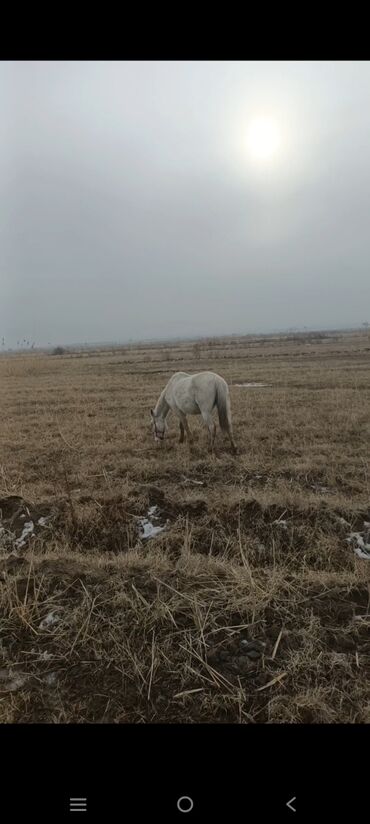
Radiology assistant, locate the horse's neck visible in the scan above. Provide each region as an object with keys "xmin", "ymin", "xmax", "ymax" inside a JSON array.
[{"xmin": 154, "ymin": 389, "xmax": 170, "ymax": 418}]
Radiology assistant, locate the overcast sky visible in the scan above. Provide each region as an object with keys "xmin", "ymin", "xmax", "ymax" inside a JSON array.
[{"xmin": 1, "ymin": 61, "xmax": 370, "ymax": 347}]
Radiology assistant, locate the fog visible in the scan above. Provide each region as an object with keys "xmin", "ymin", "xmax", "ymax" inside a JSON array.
[{"xmin": 1, "ymin": 61, "xmax": 370, "ymax": 347}]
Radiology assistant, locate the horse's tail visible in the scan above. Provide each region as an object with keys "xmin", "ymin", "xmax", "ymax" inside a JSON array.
[{"xmin": 216, "ymin": 377, "xmax": 232, "ymax": 433}]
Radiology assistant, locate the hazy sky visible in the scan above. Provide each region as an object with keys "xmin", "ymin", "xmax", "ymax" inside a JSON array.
[{"xmin": 1, "ymin": 61, "xmax": 370, "ymax": 347}]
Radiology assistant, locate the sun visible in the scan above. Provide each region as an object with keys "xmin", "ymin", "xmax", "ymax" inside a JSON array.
[{"xmin": 246, "ymin": 115, "xmax": 281, "ymax": 162}]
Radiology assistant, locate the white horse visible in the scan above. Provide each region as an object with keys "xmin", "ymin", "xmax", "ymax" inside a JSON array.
[{"xmin": 150, "ymin": 371, "xmax": 237, "ymax": 454}]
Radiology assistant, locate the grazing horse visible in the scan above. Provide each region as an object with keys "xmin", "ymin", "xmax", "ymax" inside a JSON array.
[{"xmin": 150, "ymin": 371, "xmax": 237, "ymax": 454}]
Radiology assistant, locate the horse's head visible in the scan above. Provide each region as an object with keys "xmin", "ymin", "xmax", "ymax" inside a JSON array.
[{"xmin": 150, "ymin": 409, "xmax": 166, "ymax": 444}]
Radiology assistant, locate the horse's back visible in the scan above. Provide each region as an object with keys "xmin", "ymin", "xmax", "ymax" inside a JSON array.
[
  {"xmin": 190, "ymin": 371, "xmax": 228, "ymax": 394},
  {"xmin": 164, "ymin": 372, "xmax": 191, "ymax": 401},
  {"xmin": 169, "ymin": 371, "xmax": 191, "ymax": 381},
  {"xmin": 166, "ymin": 371, "xmax": 191, "ymax": 390},
  {"xmin": 169, "ymin": 370, "xmax": 225, "ymax": 387},
  {"xmin": 165, "ymin": 370, "xmax": 228, "ymax": 412},
  {"xmin": 173, "ymin": 371, "xmax": 225, "ymax": 415},
  {"xmin": 175, "ymin": 371, "xmax": 227, "ymax": 398},
  {"xmin": 191, "ymin": 370, "xmax": 225, "ymax": 384}
]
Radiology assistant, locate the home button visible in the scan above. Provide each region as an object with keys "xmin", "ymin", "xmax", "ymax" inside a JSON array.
[{"xmin": 177, "ymin": 796, "xmax": 194, "ymax": 813}]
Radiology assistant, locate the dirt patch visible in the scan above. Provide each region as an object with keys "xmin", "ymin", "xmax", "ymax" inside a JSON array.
[
  {"xmin": 0, "ymin": 496, "xmax": 55, "ymax": 553},
  {"xmin": 1, "ymin": 549, "xmax": 370, "ymax": 723},
  {"xmin": 203, "ymin": 498, "xmax": 370, "ymax": 569},
  {"xmin": 226, "ymin": 498, "xmax": 367, "ymax": 531},
  {"xmin": 306, "ymin": 583, "xmax": 370, "ymax": 624}
]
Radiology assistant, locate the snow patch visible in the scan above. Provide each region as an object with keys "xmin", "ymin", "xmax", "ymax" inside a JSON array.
[
  {"xmin": 38, "ymin": 516, "xmax": 51, "ymax": 527},
  {"xmin": 39, "ymin": 611, "xmax": 61, "ymax": 630},
  {"xmin": 15, "ymin": 521, "xmax": 34, "ymax": 548},
  {"xmin": 138, "ymin": 506, "xmax": 167, "ymax": 540},
  {"xmin": 234, "ymin": 382, "xmax": 271, "ymax": 388},
  {"xmin": 347, "ymin": 530, "xmax": 370, "ymax": 560}
]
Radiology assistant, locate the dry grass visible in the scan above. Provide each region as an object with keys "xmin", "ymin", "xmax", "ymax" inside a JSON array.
[{"xmin": 1, "ymin": 330, "xmax": 370, "ymax": 723}]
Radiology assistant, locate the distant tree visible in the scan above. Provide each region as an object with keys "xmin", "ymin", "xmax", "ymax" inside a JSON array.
[
  {"xmin": 193, "ymin": 342, "xmax": 201, "ymax": 359},
  {"xmin": 52, "ymin": 346, "xmax": 66, "ymax": 356}
]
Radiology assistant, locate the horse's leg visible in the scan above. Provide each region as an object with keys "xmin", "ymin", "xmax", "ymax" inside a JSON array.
[
  {"xmin": 210, "ymin": 423, "xmax": 216, "ymax": 453},
  {"xmin": 201, "ymin": 411, "xmax": 216, "ymax": 453},
  {"xmin": 223, "ymin": 408, "xmax": 237, "ymax": 455},
  {"xmin": 230, "ymin": 435, "xmax": 237, "ymax": 455},
  {"xmin": 177, "ymin": 412, "xmax": 192, "ymax": 445},
  {"xmin": 227, "ymin": 427, "xmax": 237, "ymax": 455},
  {"xmin": 183, "ymin": 417, "xmax": 193, "ymax": 445},
  {"xmin": 179, "ymin": 421, "xmax": 185, "ymax": 443}
]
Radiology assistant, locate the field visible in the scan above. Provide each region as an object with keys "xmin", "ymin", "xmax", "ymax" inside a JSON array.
[{"xmin": 1, "ymin": 331, "xmax": 370, "ymax": 723}]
